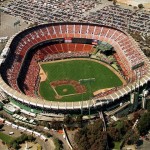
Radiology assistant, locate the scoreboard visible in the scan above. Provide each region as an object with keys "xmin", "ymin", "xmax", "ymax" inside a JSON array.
[
  {"xmin": 48, "ymin": 38, "xmax": 64, "ymax": 44},
  {"xmin": 35, "ymin": 38, "xmax": 98, "ymax": 48},
  {"xmin": 72, "ymin": 38, "xmax": 97, "ymax": 45}
]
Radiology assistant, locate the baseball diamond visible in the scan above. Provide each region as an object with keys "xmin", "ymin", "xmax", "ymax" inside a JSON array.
[{"xmin": 39, "ymin": 59, "xmax": 123, "ymax": 102}]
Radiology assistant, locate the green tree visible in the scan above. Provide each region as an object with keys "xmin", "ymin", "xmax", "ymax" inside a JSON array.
[
  {"xmin": 146, "ymin": 100, "xmax": 150, "ymax": 112},
  {"xmin": 20, "ymin": 134, "xmax": 28, "ymax": 142},
  {"xmin": 12, "ymin": 142, "xmax": 20, "ymax": 149},
  {"xmin": 107, "ymin": 127, "xmax": 121, "ymax": 141},
  {"xmin": 133, "ymin": 112, "xmax": 140, "ymax": 122},
  {"xmin": 51, "ymin": 120, "xmax": 62, "ymax": 130},
  {"xmin": 64, "ymin": 115, "xmax": 74, "ymax": 125},
  {"xmin": 107, "ymin": 120, "xmax": 132, "ymax": 142},
  {"xmin": 137, "ymin": 112, "xmax": 150, "ymax": 135},
  {"xmin": 124, "ymin": 130, "xmax": 139, "ymax": 145},
  {"xmin": 75, "ymin": 114, "xmax": 83, "ymax": 127},
  {"xmin": 54, "ymin": 138, "xmax": 63, "ymax": 150},
  {"xmin": 115, "ymin": 120, "xmax": 126, "ymax": 135},
  {"xmin": 138, "ymin": 4, "xmax": 144, "ymax": 9},
  {"xmin": 74, "ymin": 119, "xmax": 107, "ymax": 150},
  {"xmin": 27, "ymin": 135, "xmax": 35, "ymax": 141},
  {"xmin": 113, "ymin": 0, "xmax": 117, "ymax": 5}
]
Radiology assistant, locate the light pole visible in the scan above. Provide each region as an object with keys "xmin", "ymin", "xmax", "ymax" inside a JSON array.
[
  {"xmin": 79, "ymin": 78, "xmax": 95, "ymax": 116},
  {"xmin": 0, "ymin": 9, "xmax": 1, "ymax": 26}
]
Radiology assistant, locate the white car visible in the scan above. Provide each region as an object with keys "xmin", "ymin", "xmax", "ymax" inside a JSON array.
[{"xmin": 9, "ymin": 132, "xmax": 14, "ymax": 135}]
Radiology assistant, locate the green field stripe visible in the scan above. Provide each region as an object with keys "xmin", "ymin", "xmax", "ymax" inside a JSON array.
[{"xmin": 0, "ymin": 132, "xmax": 15, "ymax": 144}]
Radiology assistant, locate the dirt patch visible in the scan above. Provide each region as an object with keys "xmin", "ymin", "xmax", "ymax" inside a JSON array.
[
  {"xmin": 50, "ymin": 80, "xmax": 86, "ymax": 94},
  {"xmin": 19, "ymin": 141, "xmax": 44, "ymax": 150},
  {"xmin": 55, "ymin": 95, "xmax": 63, "ymax": 99},
  {"xmin": 39, "ymin": 64, "xmax": 47, "ymax": 82},
  {"xmin": 93, "ymin": 87, "xmax": 114, "ymax": 96}
]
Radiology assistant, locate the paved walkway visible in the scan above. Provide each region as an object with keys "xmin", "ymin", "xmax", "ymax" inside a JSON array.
[
  {"xmin": 137, "ymin": 133, "xmax": 150, "ymax": 150},
  {"xmin": 0, "ymin": 140, "xmax": 8, "ymax": 150},
  {"xmin": 37, "ymin": 125, "xmax": 70, "ymax": 150},
  {"xmin": 0, "ymin": 12, "xmax": 29, "ymax": 51},
  {"xmin": 0, "ymin": 12, "xmax": 28, "ymax": 37}
]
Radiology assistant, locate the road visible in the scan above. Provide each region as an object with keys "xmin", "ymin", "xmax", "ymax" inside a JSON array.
[
  {"xmin": 137, "ymin": 133, "xmax": 150, "ymax": 150},
  {"xmin": 0, "ymin": 140, "xmax": 8, "ymax": 150},
  {"xmin": 0, "ymin": 122, "xmax": 69, "ymax": 150},
  {"xmin": 38, "ymin": 126, "xmax": 70, "ymax": 150}
]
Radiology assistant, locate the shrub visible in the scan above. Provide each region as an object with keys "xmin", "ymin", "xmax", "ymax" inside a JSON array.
[{"xmin": 138, "ymin": 4, "xmax": 144, "ymax": 9}]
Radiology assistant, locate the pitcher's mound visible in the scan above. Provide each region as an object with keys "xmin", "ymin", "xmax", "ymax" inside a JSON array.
[{"xmin": 63, "ymin": 89, "xmax": 67, "ymax": 92}]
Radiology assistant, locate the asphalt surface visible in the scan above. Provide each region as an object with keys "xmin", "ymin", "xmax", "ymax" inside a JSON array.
[{"xmin": 137, "ymin": 134, "xmax": 150, "ymax": 150}]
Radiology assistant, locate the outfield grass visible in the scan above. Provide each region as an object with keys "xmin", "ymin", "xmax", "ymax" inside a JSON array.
[
  {"xmin": 113, "ymin": 141, "xmax": 121, "ymax": 150},
  {"xmin": 39, "ymin": 59, "xmax": 122, "ymax": 102},
  {"xmin": 0, "ymin": 132, "xmax": 14, "ymax": 144}
]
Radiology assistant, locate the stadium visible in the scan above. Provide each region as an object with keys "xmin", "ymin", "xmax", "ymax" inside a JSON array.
[{"xmin": 0, "ymin": 22, "xmax": 150, "ymax": 115}]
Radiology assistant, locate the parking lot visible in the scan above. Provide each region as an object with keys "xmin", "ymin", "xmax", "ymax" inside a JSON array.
[
  {"xmin": 137, "ymin": 133, "xmax": 150, "ymax": 150},
  {"xmin": 1, "ymin": 124, "xmax": 22, "ymax": 138}
]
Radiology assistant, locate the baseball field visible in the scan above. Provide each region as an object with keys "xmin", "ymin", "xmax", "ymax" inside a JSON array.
[{"xmin": 39, "ymin": 59, "xmax": 123, "ymax": 102}]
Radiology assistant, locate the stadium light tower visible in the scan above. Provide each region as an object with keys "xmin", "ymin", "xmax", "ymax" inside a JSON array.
[
  {"xmin": 0, "ymin": 9, "xmax": 1, "ymax": 26},
  {"xmin": 79, "ymin": 78, "xmax": 95, "ymax": 116}
]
